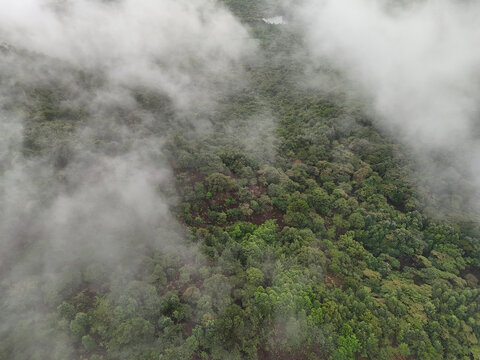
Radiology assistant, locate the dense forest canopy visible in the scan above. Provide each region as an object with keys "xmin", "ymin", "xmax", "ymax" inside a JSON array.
[{"xmin": 0, "ymin": 1, "xmax": 479, "ymax": 360}]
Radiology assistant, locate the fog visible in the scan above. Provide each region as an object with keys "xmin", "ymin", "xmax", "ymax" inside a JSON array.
[
  {"xmin": 2, "ymin": 0, "xmax": 480, "ymax": 358},
  {"xmin": 0, "ymin": 0, "xmax": 255, "ymax": 109},
  {"xmin": 0, "ymin": 0, "xmax": 254, "ymax": 358},
  {"xmin": 293, "ymin": 0, "xmax": 480, "ymax": 214}
]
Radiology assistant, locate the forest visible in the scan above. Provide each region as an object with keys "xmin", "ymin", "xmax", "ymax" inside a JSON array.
[{"xmin": 0, "ymin": 1, "xmax": 479, "ymax": 360}]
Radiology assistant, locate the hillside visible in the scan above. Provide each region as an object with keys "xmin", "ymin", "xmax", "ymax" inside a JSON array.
[{"xmin": 0, "ymin": 1, "xmax": 479, "ymax": 360}]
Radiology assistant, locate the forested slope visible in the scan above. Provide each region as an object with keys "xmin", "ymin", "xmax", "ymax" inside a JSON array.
[{"xmin": 0, "ymin": 1, "xmax": 479, "ymax": 360}]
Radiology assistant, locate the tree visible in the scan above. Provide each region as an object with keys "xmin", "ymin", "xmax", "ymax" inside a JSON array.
[
  {"xmin": 205, "ymin": 173, "xmax": 234, "ymax": 194},
  {"xmin": 333, "ymin": 324, "xmax": 359, "ymax": 360},
  {"xmin": 70, "ymin": 312, "xmax": 89, "ymax": 338},
  {"xmin": 82, "ymin": 335, "xmax": 96, "ymax": 352}
]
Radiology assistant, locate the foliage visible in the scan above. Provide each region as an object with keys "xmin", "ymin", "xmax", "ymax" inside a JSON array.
[{"xmin": 1, "ymin": 1, "xmax": 479, "ymax": 360}]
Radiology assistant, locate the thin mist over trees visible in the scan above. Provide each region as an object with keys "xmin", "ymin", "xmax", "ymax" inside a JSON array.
[{"xmin": 0, "ymin": 1, "xmax": 479, "ymax": 360}]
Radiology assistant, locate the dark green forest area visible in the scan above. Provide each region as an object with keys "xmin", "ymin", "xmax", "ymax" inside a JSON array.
[{"xmin": 1, "ymin": 2, "xmax": 479, "ymax": 360}]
